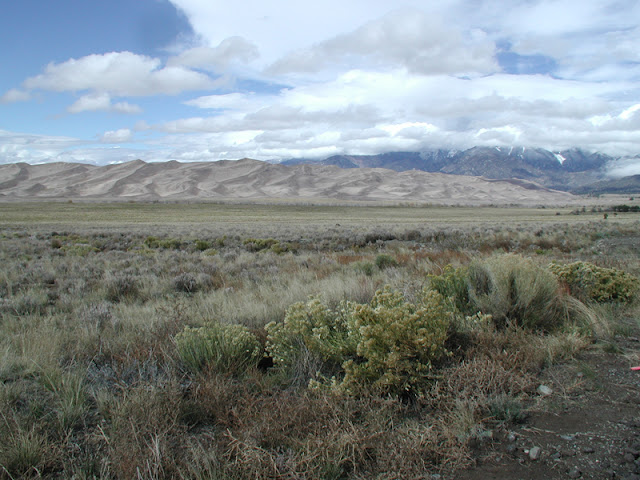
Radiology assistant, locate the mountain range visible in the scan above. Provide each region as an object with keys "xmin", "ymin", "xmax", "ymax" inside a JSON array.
[
  {"xmin": 282, "ymin": 146, "xmax": 615, "ymax": 192},
  {"xmin": 0, "ymin": 158, "xmax": 577, "ymax": 205}
]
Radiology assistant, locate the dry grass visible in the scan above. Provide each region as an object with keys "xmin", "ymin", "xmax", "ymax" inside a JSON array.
[{"xmin": 0, "ymin": 207, "xmax": 638, "ymax": 478}]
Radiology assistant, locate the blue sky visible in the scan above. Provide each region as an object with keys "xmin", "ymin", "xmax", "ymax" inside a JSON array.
[{"xmin": 1, "ymin": 0, "xmax": 639, "ymax": 173}]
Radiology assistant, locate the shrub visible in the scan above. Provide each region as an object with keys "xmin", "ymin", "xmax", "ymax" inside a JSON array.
[
  {"xmin": 104, "ymin": 275, "xmax": 139, "ymax": 302},
  {"xmin": 143, "ymin": 236, "xmax": 160, "ymax": 249},
  {"xmin": 429, "ymin": 265, "xmax": 472, "ymax": 315},
  {"xmin": 0, "ymin": 427, "xmax": 52, "ymax": 478},
  {"xmin": 144, "ymin": 236, "xmax": 182, "ymax": 250},
  {"xmin": 467, "ymin": 254, "xmax": 564, "ymax": 332},
  {"xmin": 341, "ymin": 286, "xmax": 451, "ymax": 395},
  {"xmin": 172, "ymin": 272, "xmax": 198, "ymax": 294},
  {"xmin": 270, "ymin": 242, "xmax": 290, "ymax": 254},
  {"xmin": 194, "ymin": 239, "xmax": 212, "ymax": 251},
  {"xmin": 375, "ymin": 254, "xmax": 398, "ymax": 270},
  {"xmin": 549, "ymin": 261, "xmax": 639, "ymax": 303},
  {"xmin": 79, "ymin": 302, "xmax": 112, "ymax": 331},
  {"xmin": 265, "ymin": 299, "xmax": 357, "ymax": 385},
  {"xmin": 243, "ymin": 238, "xmax": 278, "ymax": 252},
  {"xmin": 175, "ymin": 322, "xmax": 262, "ymax": 374},
  {"xmin": 354, "ymin": 261, "xmax": 375, "ymax": 277}
]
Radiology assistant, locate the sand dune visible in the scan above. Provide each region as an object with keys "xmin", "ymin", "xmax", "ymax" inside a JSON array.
[{"xmin": 0, "ymin": 159, "xmax": 577, "ymax": 205}]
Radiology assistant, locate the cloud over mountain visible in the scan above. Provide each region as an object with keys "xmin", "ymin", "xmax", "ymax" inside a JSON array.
[{"xmin": 0, "ymin": 1, "xmax": 639, "ymax": 168}]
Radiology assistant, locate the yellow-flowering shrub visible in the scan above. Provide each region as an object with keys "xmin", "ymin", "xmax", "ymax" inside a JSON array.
[
  {"xmin": 266, "ymin": 288, "xmax": 452, "ymax": 395},
  {"xmin": 341, "ymin": 287, "xmax": 451, "ymax": 395},
  {"xmin": 265, "ymin": 298, "xmax": 358, "ymax": 384},
  {"xmin": 549, "ymin": 261, "xmax": 639, "ymax": 303},
  {"xmin": 175, "ymin": 322, "xmax": 262, "ymax": 374}
]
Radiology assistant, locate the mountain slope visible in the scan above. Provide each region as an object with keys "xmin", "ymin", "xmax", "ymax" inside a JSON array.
[
  {"xmin": 283, "ymin": 146, "xmax": 611, "ymax": 190},
  {"xmin": 0, "ymin": 159, "xmax": 576, "ymax": 205},
  {"xmin": 571, "ymin": 175, "xmax": 640, "ymax": 195}
]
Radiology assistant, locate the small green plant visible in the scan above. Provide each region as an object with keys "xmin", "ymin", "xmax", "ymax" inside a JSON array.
[
  {"xmin": 487, "ymin": 394, "xmax": 526, "ymax": 424},
  {"xmin": 374, "ymin": 254, "xmax": 398, "ymax": 270},
  {"xmin": 175, "ymin": 322, "xmax": 262, "ymax": 374},
  {"xmin": 144, "ymin": 236, "xmax": 182, "ymax": 249},
  {"xmin": 39, "ymin": 368, "xmax": 89, "ymax": 432},
  {"xmin": 428, "ymin": 265, "xmax": 472, "ymax": 315},
  {"xmin": 270, "ymin": 241, "xmax": 291, "ymax": 254},
  {"xmin": 0, "ymin": 426, "xmax": 50, "ymax": 478},
  {"xmin": 144, "ymin": 236, "xmax": 160, "ymax": 249},
  {"xmin": 354, "ymin": 261, "xmax": 375, "ymax": 277},
  {"xmin": 549, "ymin": 261, "xmax": 639, "ymax": 303},
  {"xmin": 194, "ymin": 239, "xmax": 212, "ymax": 251}
]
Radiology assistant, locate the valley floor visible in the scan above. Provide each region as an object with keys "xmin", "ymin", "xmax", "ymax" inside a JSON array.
[{"xmin": 0, "ymin": 202, "xmax": 639, "ymax": 479}]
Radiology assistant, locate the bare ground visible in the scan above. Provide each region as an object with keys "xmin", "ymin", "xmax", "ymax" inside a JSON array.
[{"xmin": 457, "ymin": 321, "xmax": 640, "ymax": 480}]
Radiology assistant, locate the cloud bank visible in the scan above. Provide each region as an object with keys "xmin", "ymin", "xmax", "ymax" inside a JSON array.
[{"xmin": 1, "ymin": 0, "xmax": 639, "ymax": 168}]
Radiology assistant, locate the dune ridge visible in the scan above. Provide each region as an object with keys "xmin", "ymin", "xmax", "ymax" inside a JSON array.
[{"xmin": 0, "ymin": 159, "xmax": 576, "ymax": 205}]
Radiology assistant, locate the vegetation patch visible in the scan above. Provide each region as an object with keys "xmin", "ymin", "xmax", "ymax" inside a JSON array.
[
  {"xmin": 175, "ymin": 322, "xmax": 262, "ymax": 374},
  {"xmin": 549, "ymin": 260, "xmax": 639, "ymax": 303},
  {"xmin": 0, "ymin": 208, "xmax": 638, "ymax": 479}
]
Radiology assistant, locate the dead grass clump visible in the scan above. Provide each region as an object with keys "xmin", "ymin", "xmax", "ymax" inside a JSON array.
[
  {"xmin": 102, "ymin": 384, "xmax": 186, "ymax": 479},
  {"xmin": 468, "ymin": 254, "xmax": 566, "ymax": 332},
  {"xmin": 103, "ymin": 274, "xmax": 140, "ymax": 303}
]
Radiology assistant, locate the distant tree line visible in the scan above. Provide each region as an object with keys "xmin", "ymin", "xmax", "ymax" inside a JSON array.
[{"xmin": 610, "ymin": 205, "xmax": 640, "ymax": 213}]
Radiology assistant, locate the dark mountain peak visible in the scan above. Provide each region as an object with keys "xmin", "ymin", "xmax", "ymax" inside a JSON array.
[
  {"xmin": 278, "ymin": 146, "xmax": 625, "ymax": 191},
  {"xmin": 559, "ymin": 149, "xmax": 608, "ymax": 173},
  {"xmin": 571, "ymin": 174, "xmax": 640, "ymax": 195}
]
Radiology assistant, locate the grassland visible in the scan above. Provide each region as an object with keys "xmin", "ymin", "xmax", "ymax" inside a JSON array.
[
  {"xmin": 0, "ymin": 200, "xmax": 633, "ymax": 229},
  {"xmin": 0, "ymin": 202, "xmax": 638, "ymax": 479}
]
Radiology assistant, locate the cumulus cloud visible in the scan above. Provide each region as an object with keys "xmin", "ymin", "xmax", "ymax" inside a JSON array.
[
  {"xmin": 0, "ymin": 130, "xmax": 83, "ymax": 164},
  {"xmin": 101, "ymin": 129, "xmax": 133, "ymax": 143},
  {"xmin": 154, "ymin": 63, "xmax": 640, "ymax": 159},
  {"xmin": 1, "ymin": 88, "xmax": 31, "ymax": 103},
  {"xmin": 67, "ymin": 93, "xmax": 142, "ymax": 114},
  {"xmin": 184, "ymin": 92, "xmax": 256, "ymax": 110},
  {"xmin": 23, "ymin": 51, "xmax": 213, "ymax": 96},
  {"xmin": 269, "ymin": 9, "xmax": 498, "ymax": 76},
  {"xmin": 167, "ymin": 36, "xmax": 259, "ymax": 70},
  {"xmin": 0, "ymin": 129, "xmax": 158, "ymax": 165},
  {"xmin": 4, "ymin": 0, "xmax": 640, "ymax": 165}
]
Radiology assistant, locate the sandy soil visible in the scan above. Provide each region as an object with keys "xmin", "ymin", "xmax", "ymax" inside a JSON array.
[
  {"xmin": 0, "ymin": 159, "xmax": 578, "ymax": 205},
  {"xmin": 457, "ymin": 326, "xmax": 640, "ymax": 480}
]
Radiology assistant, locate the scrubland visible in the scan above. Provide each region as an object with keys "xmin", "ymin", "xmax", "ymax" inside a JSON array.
[{"xmin": 0, "ymin": 202, "xmax": 638, "ymax": 479}]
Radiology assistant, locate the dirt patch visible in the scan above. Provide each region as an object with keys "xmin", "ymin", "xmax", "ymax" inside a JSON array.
[{"xmin": 457, "ymin": 333, "xmax": 640, "ymax": 480}]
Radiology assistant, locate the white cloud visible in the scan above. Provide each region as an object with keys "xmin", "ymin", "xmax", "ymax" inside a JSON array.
[
  {"xmin": 23, "ymin": 51, "xmax": 214, "ymax": 96},
  {"xmin": 4, "ymin": 0, "xmax": 640, "ymax": 165},
  {"xmin": 0, "ymin": 129, "xmax": 158, "ymax": 165},
  {"xmin": 101, "ymin": 129, "xmax": 133, "ymax": 143},
  {"xmin": 269, "ymin": 9, "xmax": 498, "ymax": 76},
  {"xmin": 167, "ymin": 36, "xmax": 259, "ymax": 70},
  {"xmin": 1, "ymin": 88, "xmax": 31, "ymax": 103},
  {"xmin": 184, "ymin": 92, "xmax": 255, "ymax": 110},
  {"xmin": 67, "ymin": 93, "xmax": 142, "ymax": 114},
  {"xmin": 0, "ymin": 130, "xmax": 83, "ymax": 164},
  {"xmin": 620, "ymin": 104, "xmax": 640, "ymax": 121},
  {"xmin": 607, "ymin": 157, "xmax": 640, "ymax": 178},
  {"xmin": 156, "ymin": 64, "xmax": 640, "ymax": 158},
  {"xmin": 168, "ymin": 0, "xmax": 403, "ymax": 67}
]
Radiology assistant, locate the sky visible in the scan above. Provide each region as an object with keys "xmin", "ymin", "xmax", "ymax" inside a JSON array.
[{"xmin": 1, "ymin": 0, "xmax": 640, "ymax": 172}]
